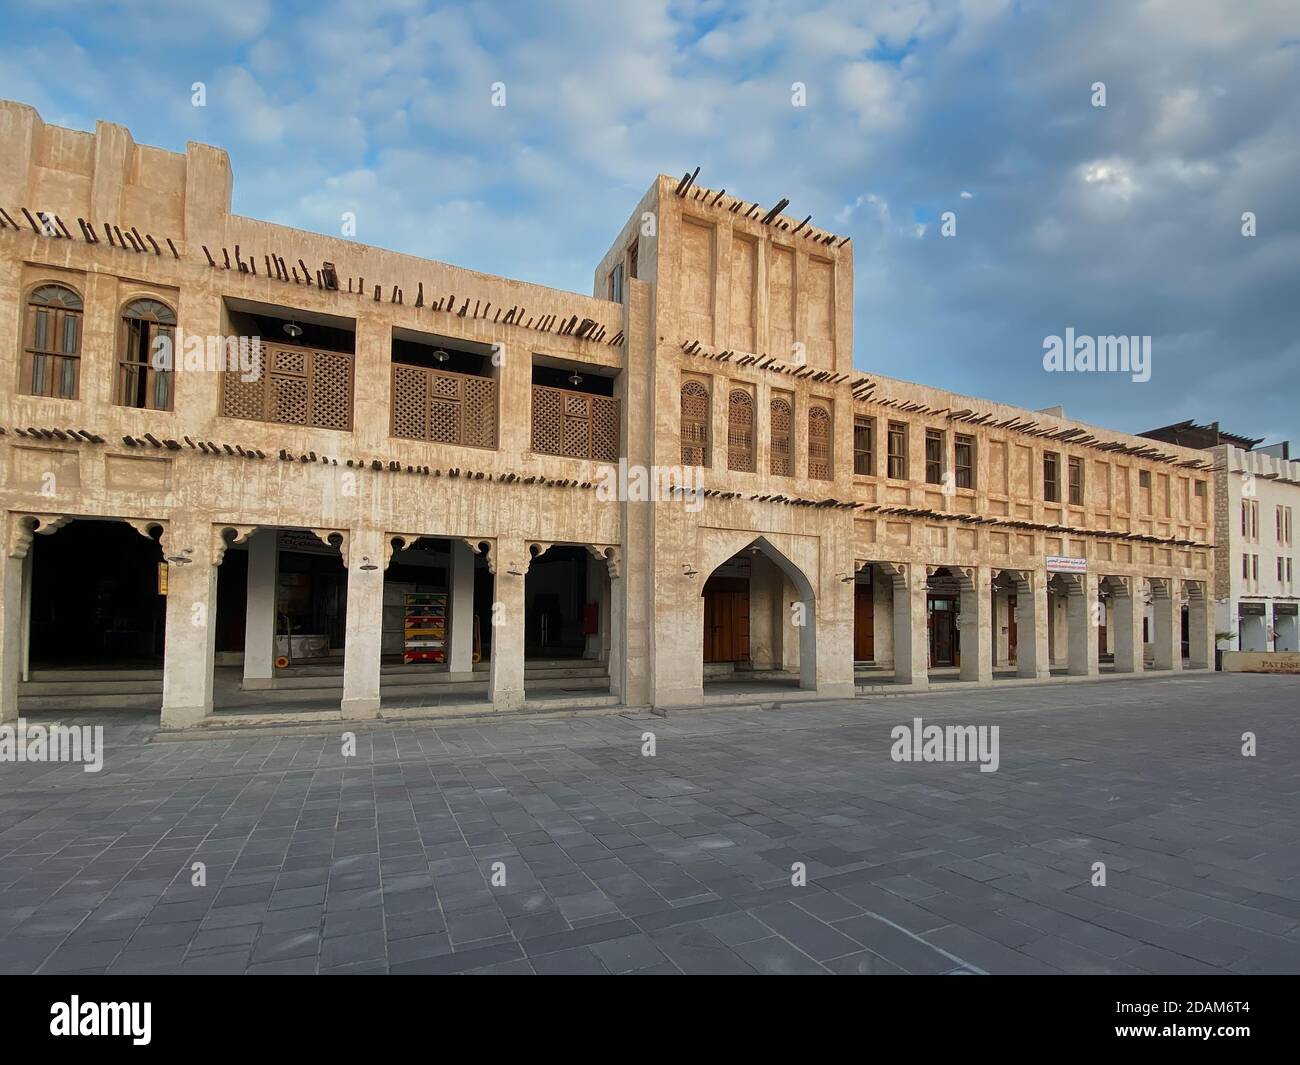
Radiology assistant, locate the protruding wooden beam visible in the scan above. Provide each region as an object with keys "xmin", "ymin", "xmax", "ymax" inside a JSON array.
[{"xmin": 760, "ymin": 198, "xmax": 790, "ymax": 225}]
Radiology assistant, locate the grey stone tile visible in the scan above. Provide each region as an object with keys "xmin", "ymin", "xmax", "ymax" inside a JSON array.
[{"xmin": 1, "ymin": 675, "xmax": 1296, "ymax": 976}]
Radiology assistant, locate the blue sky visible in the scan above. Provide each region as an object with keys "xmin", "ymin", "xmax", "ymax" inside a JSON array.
[{"xmin": 4, "ymin": 0, "xmax": 1298, "ymax": 444}]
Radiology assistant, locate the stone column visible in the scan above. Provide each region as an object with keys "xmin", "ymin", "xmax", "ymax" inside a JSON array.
[
  {"xmin": 814, "ymin": 557, "xmax": 856, "ymax": 699},
  {"xmin": 607, "ymin": 556, "xmax": 625, "ymax": 699},
  {"xmin": 797, "ymin": 594, "xmax": 818, "ymax": 691},
  {"xmin": 341, "ymin": 528, "xmax": 384, "ymax": 719},
  {"xmin": 780, "ymin": 575, "xmax": 801, "ymax": 672},
  {"xmin": 1066, "ymin": 573, "xmax": 1100, "ymax": 676},
  {"xmin": 489, "ymin": 541, "xmax": 527, "ymax": 710},
  {"xmin": 242, "ymin": 529, "xmax": 278, "ymax": 688},
  {"xmin": 1015, "ymin": 572, "xmax": 1051, "ymax": 680},
  {"xmin": 448, "ymin": 540, "xmax": 476, "ymax": 674},
  {"xmin": 1152, "ymin": 577, "xmax": 1182, "ymax": 671},
  {"xmin": 958, "ymin": 566, "xmax": 993, "ymax": 683},
  {"xmin": 160, "ymin": 523, "xmax": 218, "ymax": 729},
  {"xmin": 889, "ymin": 564, "xmax": 928, "ymax": 687},
  {"xmin": 1187, "ymin": 581, "xmax": 1213, "ymax": 669},
  {"xmin": 0, "ymin": 531, "xmax": 27, "ymax": 724},
  {"xmin": 1110, "ymin": 577, "xmax": 1145, "ymax": 674}
]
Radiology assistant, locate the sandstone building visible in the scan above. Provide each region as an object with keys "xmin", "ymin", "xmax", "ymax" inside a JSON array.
[{"xmin": 0, "ymin": 101, "xmax": 1218, "ymax": 729}]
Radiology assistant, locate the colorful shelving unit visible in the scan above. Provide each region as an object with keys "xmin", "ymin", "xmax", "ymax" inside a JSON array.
[{"xmin": 403, "ymin": 591, "xmax": 447, "ymax": 664}]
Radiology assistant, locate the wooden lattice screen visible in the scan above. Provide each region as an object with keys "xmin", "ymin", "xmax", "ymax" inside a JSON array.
[
  {"xmin": 680, "ymin": 380, "xmax": 709, "ymax": 466},
  {"xmin": 808, "ymin": 403, "xmax": 832, "ymax": 479},
  {"xmin": 222, "ymin": 342, "xmax": 353, "ymax": 431},
  {"xmin": 531, "ymin": 385, "xmax": 620, "ymax": 462},
  {"xmin": 727, "ymin": 389, "xmax": 754, "ymax": 472},
  {"xmin": 391, "ymin": 364, "xmax": 498, "ymax": 448},
  {"xmin": 770, "ymin": 397, "xmax": 792, "ymax": 476}
]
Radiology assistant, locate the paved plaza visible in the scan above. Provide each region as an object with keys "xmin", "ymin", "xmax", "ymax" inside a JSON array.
[{"xmin": 1, "ymin": 673, "xmax": 1298, "ymax": 975}]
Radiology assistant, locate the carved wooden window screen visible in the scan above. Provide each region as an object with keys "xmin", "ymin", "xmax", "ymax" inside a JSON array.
[
  {"xmin": 727, "ymin": 389, "xmax": 754, "ymax": 472},
  {"xmin": 531, "ymin": 385, "xmax": 620, "ymax": 462},
  {"xmin": 808, "ymin": 403, "xmax": 832, "ymax": 479},
  {"xmin": 680, "ymin": 380, "xmax": 710, "ymax": 466},
  {"xmin": 770, "ymin": 397, "xmax": 793, "ymax": 475},
  {"xmin": 222, "ymin": 341, "xmax": 354, "ymax": 431},
  {"xmin": 391, "ymin": 364, "xmax": 497, "ymax": 449}
]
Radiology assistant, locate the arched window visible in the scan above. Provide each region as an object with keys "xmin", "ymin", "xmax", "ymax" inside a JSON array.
[
  {"xmin": 770, "ymin": 396, "xmax": 793, "ymax": 476},
  {"xmin": 727, "ymin": 389, "xmax": 754, "ymax": 472},
  {"xmin": 808, "ymin": 404, "xmax": 832, "ymax": 479},
  {"xmin": 680, "ymin": 380, "xmax": 710, "ymax": 466},
  {"xmin": 118, "ymin": 298, "xmax": 177, "ymax": 410},
  {"xmin": 23, "ymin": 283, "xmax": 83, "ymax": 399}
]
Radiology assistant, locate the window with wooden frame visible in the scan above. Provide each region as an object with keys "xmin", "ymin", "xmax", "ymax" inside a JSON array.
[
  {"xmin": 1068, "ymin": 455, "xmax": 1084, "ymax": 506},
  {"xmin": 887, "ymin": 421, "xmax": 908, "ymax": 480},
  {"xmin": 770, "ymin": 394, "xmax": 793, "ymax": 476},
  {"xmin": 608, "ymin": 262, "xmax": 624, "ymax": 303},
  {"xmin": 680, "ymin": 380, "xmax": 710, "ymax": 466},
  {"xmin": 853, "ymin": 415, "xmax": 874, "ymax": 477},
  {"xmin": 925, "ymin": 429, "xmax": 944, "ymax": 484},
  {"xmin": 1043, "ymin": 451, "xmax": 1061, "ymax": 502},
  {"xmin": 954, "ymin": 433, "xmax": 974, "ymax": 489},
  {"xmin": 117, "ymin": 298, "xmax": 177, "ymax": 410},
  {"xmin": 22, "ymin": 283, "xmax": 83, "ymax": 399},
  {"xmin": 1241, "ymin": 499, "xmax": 1259, "ymax": 541},
  {"xmin": 628, "ymin": 241, "xmax": 639, "ymax": 281},
  {"xmin": 727, "ymin": 388, "xmax": 755, "ymax": 472},
  {"xmin": 808, "ymin": 403, "xmax": 832, "ymax": 480}
]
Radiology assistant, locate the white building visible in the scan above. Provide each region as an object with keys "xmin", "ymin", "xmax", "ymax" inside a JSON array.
[
  {"xmin": 1141, "ymin": 421, "xmax": 1297, "ymax": 654},
  {"xmin": 1214, "ymin": 442, "xmax": 1298, "ymax": 651}
]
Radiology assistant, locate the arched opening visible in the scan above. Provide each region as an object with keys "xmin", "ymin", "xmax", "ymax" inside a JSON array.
[
  {"xmin": 523, "ymin": 545, "xmax": 612, "ymax": 703},
  {"xmin": 28, "ymin": 519, "xmax": 165, "ymax": 670},
  {"xmin": 210, "ymin": 527, "xmax": 349, "ymax": 716},
  {"xmin": 925, "ymin": 567, "xmax": 961, "ymax": 670},
  {"xmin": 991, "ymin": 570, "xmax": 1020, "ymax": 673},
  {"xmin": 701, "ymin": 537, "xmax": 816, "ymax": 694},
  {"xmin": 15, "ymin": 519, "xmax": 165, "ymax": 715},
  {"xmin": 375, "ymin": 537, "xmax": 494, "ymax": 709}
]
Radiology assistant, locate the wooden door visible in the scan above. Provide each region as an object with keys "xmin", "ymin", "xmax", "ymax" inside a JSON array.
[
  {"xmin": 854, "ymin": 584, "xmax": 875, "ymax": 660},
  {"xmin": 703, "ymin": 579, "xmax": 749, "ymax": 662},
  {"xmin": 931, "ymin": 606, "xmax": 955, "ymax": 666},
  {"xmin": 1007, "ymin": 594, "xmax": 1018, "ymax": 662}
]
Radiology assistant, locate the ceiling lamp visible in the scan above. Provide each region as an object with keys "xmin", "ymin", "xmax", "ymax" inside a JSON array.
[
  {"xmin": 283, "ymin": 321, "xmax": 304, "ymax": 338},
  {"xmin": 433, "ymin": 349, "xmax": 450, "ymax": 363},
  {"xmin": 568, "ymin": 372, "xmax": 583, "ymax": 387}
]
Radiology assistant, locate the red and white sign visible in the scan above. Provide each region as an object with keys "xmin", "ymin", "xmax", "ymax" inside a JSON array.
[{"xmin": 1045, "ymin": 555, "xmax": 1087, "ymax": 574}]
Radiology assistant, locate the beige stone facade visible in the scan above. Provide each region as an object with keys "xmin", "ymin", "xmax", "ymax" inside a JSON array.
[{"xmin": 0, "ymin": 101, "xmax": 1218, "ymax": 728}]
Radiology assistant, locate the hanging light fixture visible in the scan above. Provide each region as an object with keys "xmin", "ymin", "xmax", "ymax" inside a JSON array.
[
  {"xmin": 432, "ymin": 349, "xmax": 450, "ymax": 363},
  {"xmin": 568, "ymin": 371, "xmax": 583, "ymax": 387},
  {"xmin": 283, "ymin": 321, "xmax": 304, "ymax": 338}
]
